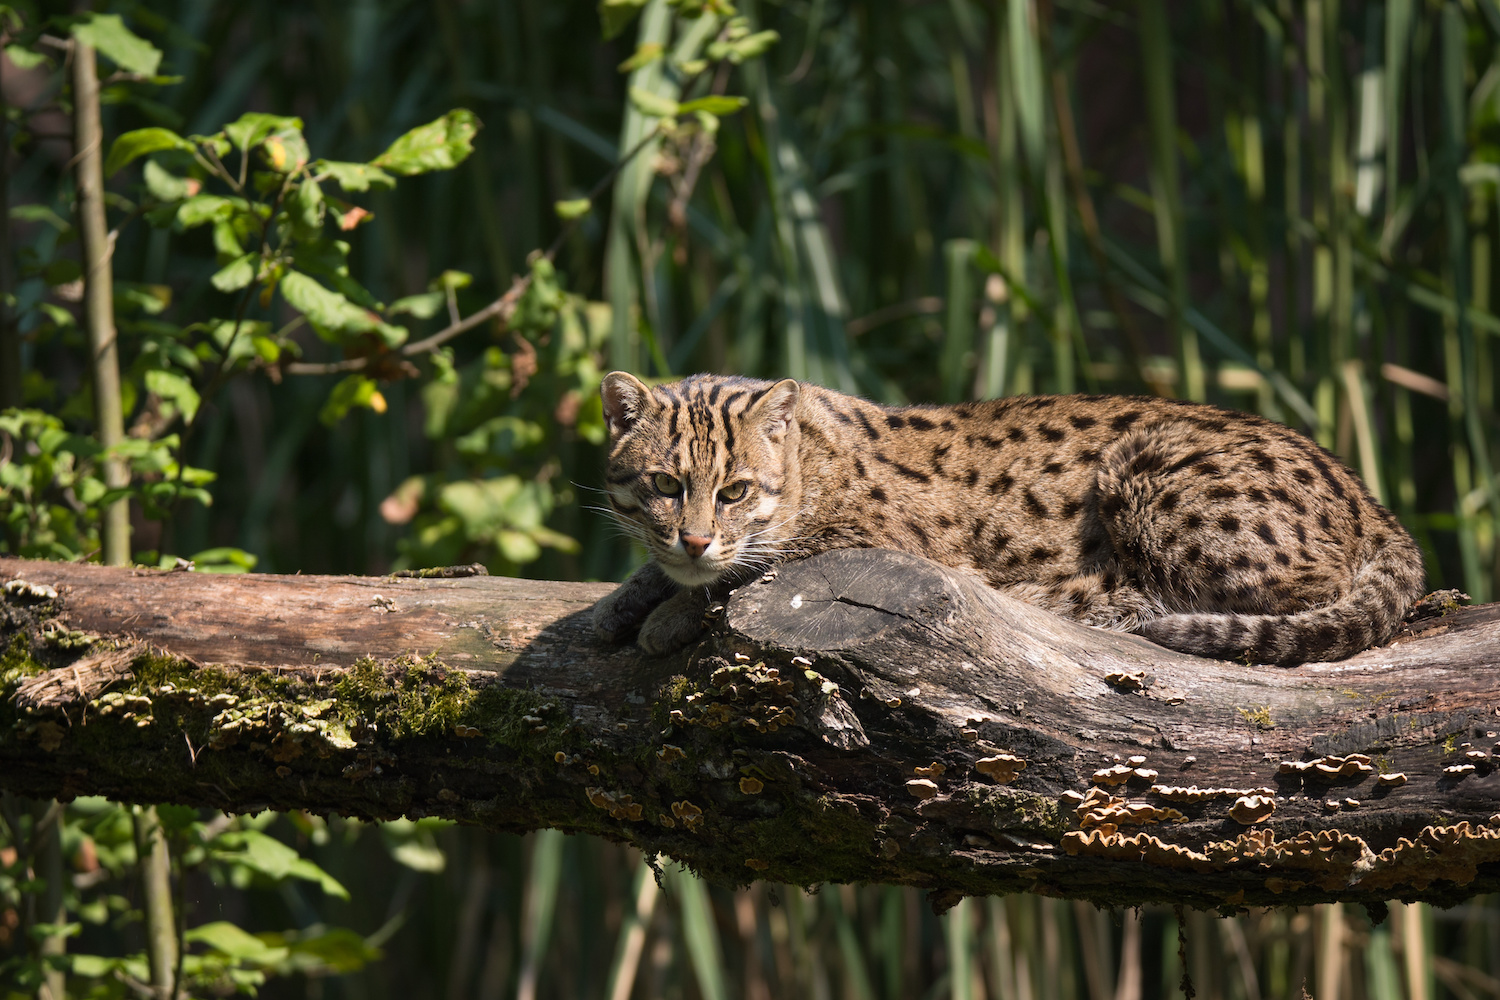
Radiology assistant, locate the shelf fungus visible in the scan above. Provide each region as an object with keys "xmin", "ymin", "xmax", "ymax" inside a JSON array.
[
  {"xmin": 975, "ymin": 753, "xmax": 1027, "ymax": 784},
  {"xmin": 738, "ymin": 777, "xmax": 764, "ymax": 795},
  {"xmin": 1444, "ymin": 763, "xmax": 1478, "ymax": 777},
  {"xmin": 913, "ymin": 762, "xmax": 948, "ymax": 777},
  {"xmin": 586, "ymin": 787, "xmax": 644, "ymax": 822},
  {"xmin": 1376, "ymin": 772, "xmax": 1408, "ymax": 787},
  {"xmin": 1279, "ymin": 753, "xmax": 1374, "ymax": 781},
  {"xmin": 906, "ymin": 778, "xmax": 940, "ymax": 800},
  {"xmin": 1151, "ymin": 785, "xmax": 1274, "ymax": 803},
  {"xmin": 1104, "ymin": 670, "xmax": 1146, "ymax": 692},
  {"xmin": 1228, "ymin": 794, "xmax": 1277, "ymax": 825},
  {"xmin": 670, "ymin": 800, "xmax": 705, "ymax": 832},
  {"xmin": 1077, "ymin": 791, "xmax": 1185, "ymax": 828},
  {"xmin": 1092, "ymin": 763, "xmax": 1158, "ymax": 786}
]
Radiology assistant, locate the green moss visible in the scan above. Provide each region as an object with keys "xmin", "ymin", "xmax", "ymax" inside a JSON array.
[
  {"xmin": 958, "ymin": 785, "xmax": 1065, "ymax": 840},
  {"xmin": 1, "ymin": 632, "xmax": 41, "ymax": 686},
  {"xmin": 1238, "ymin": 705, "xmax": 1275, "ymax": 730}
]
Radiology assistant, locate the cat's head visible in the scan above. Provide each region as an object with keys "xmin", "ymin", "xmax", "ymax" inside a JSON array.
[{"xmin": 600, "ymin": 372, "xmax": 801, "ymax": 586}]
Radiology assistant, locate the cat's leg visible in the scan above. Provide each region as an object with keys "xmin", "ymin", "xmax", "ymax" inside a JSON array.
[
  {"xmin": 637, "ymin": 585, "xmax": 716, "ymax": 655},
  {"xmin": 593, "ymin": 562, "xmax": 680, "ymax": 643}
]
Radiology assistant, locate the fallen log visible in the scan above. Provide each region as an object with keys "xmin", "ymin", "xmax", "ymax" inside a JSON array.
[{"xmin": 2, "ymin": 551, "xmax": 1499, "ymax": 911}]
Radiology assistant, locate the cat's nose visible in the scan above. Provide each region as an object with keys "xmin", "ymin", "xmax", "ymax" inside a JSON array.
[{"xmin": 680, "ymin": 532, "xmax": 712, "ymax": 558}]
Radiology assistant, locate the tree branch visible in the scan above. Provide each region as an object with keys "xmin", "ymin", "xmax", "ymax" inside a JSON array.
[{"xmin": 4, "ymin": 550, "xmax": 1499, "ymax": 911}]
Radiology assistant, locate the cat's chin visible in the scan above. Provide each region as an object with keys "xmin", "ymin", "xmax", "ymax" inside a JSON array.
[{"xmin": 657, "ymin": 559, "xmax": 733, "ymax": 588}]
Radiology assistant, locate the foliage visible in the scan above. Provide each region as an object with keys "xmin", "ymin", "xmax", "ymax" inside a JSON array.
[{"xmin": 0, "ymin": 800, "xmax": 374, "ymax": 997}]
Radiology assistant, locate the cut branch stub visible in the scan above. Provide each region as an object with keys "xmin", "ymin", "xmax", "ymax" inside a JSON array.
[{"xmin": 3, "ymin": 551, "xmax": 1500, "ymax": 909}]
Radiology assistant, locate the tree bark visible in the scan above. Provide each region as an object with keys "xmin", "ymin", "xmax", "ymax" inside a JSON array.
[{"xmin": 3, "ymin": 551, "xmax": 1500, "ymax": 912}]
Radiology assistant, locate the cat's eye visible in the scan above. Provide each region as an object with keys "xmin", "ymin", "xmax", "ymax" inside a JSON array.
[
  {"xmin": 718, "ymin": 481, "xmax": 748, "ymax": 503},
  {"xmin": 652, "ymin": 473, "xmax": 682, "ymax": 496}
]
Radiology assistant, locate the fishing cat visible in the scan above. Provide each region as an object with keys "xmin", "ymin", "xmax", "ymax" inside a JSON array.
[{"xmin": 592, "ymin": 371, "xmax": 1425, "ymax": 665}]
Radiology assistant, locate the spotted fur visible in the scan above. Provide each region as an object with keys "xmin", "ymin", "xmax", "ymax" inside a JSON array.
[{"xmin": 593, "ymin": 372, "xmax": 1426, "ymax": 663}]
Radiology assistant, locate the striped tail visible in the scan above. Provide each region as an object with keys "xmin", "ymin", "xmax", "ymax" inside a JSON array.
[{"xmin": 1134, "ymin": 538, "xmax": 1425, "ymax": 666}]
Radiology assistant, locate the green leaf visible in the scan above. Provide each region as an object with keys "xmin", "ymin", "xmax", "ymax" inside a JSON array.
[
  {"xmin": 144, "ymin": 369, "xmax": 201, "ymax": 424},
  {"xmin": 189, "ymin": 547, "xmax": 258, "ymax": 573},
  {"xmin": 315, "ymin": 160, "xmax": 396, "ymax": 192},
  {"xmin": 554, "ymin": 197, "xmax": 592, "ymax": 220},
  {"xmin": 599, "ymin": 0, "xmax": 649, "ymax": 40},
  {"xmin": 280, "ymin": 271, "xmax": 406, "ymax": 346},
  {"xmin": 388, "ymin": 838, "xmax": 446, "ymax": 873},
  {"xmin": 214, "ymin": 830, "xmax": 299, "ymax": 879},
  {"xmin": 371, "ymin": 109, "xmax": 479, "ymax": 176},
  {"xmin": 176, "ymin": 194, "xmax": 234, "ymax": 229},
  {"xmin": 223, "ymin": 112, "xmax": 303, "ymax": 153},
  {"xmin": 185, "ymin": 922, "xmax": 289, "ymax": 965},
  {"xmin": 72, "ymin": 13, "xmax": 163, "ymax": 77},
  {"xmin": 497, "ymin": 529, "xmax": 541, "ymax": 564},
  {"xmin": 629, "ymin": 86, "xmax": 679, "ymax": 119},
  {"xmin": 4, "ymin": 44, "xmax": 49, "ymax": 71},
  {"xmin": 116, "ymin": 282, "xmax": 171, "ymax": 314},
  {"xmin": 290, "ymin": 177, "xmax": 325, "ymax": 237},
  {"xmin": 261, "ymin": 128, "xmax": 310, "ymax": 173},
  {"xmin": 212, "ymin": 219, "xmax": 244, "ymax": 260},
  {"xmin": 428, "ymin": 269, "xmax": 473, "ymax": 293},
  {"xmin": 676, "ymin": 96, "xmax": 748, "ymax": 116},
  {"xmin": 104, "ymin": 127, "xmax": 193, "ymax": 177},
  {"xmin": 280, "ymin": 927, "xmax": 379, "ymax": 973},
  {"xmin": 210, "ymin": 253, "xmax": 256, "ymax": 292},
  {"xmin": 707, "ymin": 29, "xmax": 780, "ymax": 64},
  {"xmin": 10, "ymin": 204, "xmax": 70, "ymax": 230},
  {"xmin": 618, "ymin": 41, "xmax": 663, "ymax": 72},
  {"xmin": 287, "ymin": 857, "xmax": 350, "ymax": 900},
  {"xmin": 319, "ymin": 375, "xmax": 381, "ymax": 426},
  {"xmin": 389, "ymin": 292, "xmax": 445, "ymax": 319},
  {"xmin": 143, "ymin": 159, "xmax": 194, "ymax": 201}
]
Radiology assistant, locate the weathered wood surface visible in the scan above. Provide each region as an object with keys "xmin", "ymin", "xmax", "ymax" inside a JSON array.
[{"xmin": 3, "ymin": 551, "xmax": 1499, "ymax": 911}]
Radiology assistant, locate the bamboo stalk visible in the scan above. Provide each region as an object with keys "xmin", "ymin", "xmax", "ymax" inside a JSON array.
[
  {"xmin": 606, "ymin": 0, "xmax": 672, "ymax": 376},
  {"xmin": 72, "ymin": 38, "xmax": 130, "ymax": 565},
  {"xmin": 132, "ymin": 806, "xmax": 177, "ymax": 1000},
  {"xmin": 35, "ymin": 802, "xmax": 65, "ymax": 1000},
  {"xmin": 516, "ymin": 828, "xmax": 564, "ymax": 1000},
  {"xmin": 1137, "ymin": 0, "xmax": 1200, "ymax": 401},
  {"xmin": 0, "ymin": 50, "xmax": 18, "ymax": 411}
]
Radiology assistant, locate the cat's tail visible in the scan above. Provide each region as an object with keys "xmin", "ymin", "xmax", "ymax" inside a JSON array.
[{"xmin": 1133, "ymin": 536, "xmax": 1426, "ymax": 666}]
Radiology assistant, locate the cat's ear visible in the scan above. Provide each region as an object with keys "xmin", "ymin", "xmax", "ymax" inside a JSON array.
[
  {"xmin": 601, "ymin": 371, "xmax": 654, "ymax": 438},
  {"xmin": 753, "ymin": 379, "xmax": 800, "ymax": 443}
]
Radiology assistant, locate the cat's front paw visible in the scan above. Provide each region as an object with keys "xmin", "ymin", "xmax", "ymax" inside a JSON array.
[
  {"xmin": 637, "ymin": 589, "xmax": 713, "ymax": 655},
  {"xmin": 593, "ymin": 563, "xmax": 678, "ymax": 644},
  {"xmin": 592, "ymin": 587, "xmax": 646, "ymax": 644}
]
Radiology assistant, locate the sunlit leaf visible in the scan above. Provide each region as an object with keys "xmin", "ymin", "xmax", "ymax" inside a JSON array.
[
  {"xmin": 144, "ymin": 369, "xmax": 200, "ymax": 424},
  {"xmin": 176, "ymin": 194, "xmax": 235, "ymax": 229},
  {"xmin": 389, "ymin": 292, "xmax": 445, "ymax": 320},
  {"xmin": 316, "ymin": 160, "xmax": 396, "ymax": 192},
  {"xmin": 676, "ymin": 96, "xmax": 748, "ymax": 116},
  {"xmin": 104, "ymin": 127, "xmax": 193, "ymax": 177},
  {"xmin": 223, "ymin": 112, "xmax": 303, "ymax": 153},
  {"xmin": 318, "ymin": 375, "xmax": 381, "ymax": 426},
  {"xmin": 72, "ymin": 12, "xmax": 162, "ymax": 77},
  {"xmin": 629, "ymin": 86, "xmax": 679, "ymax": 118},
  {"xmin": 185, "ymin": 921, "xmax": 290, "ymax": 965},
  {"xmin": 280, "ymin": 271, "xmax": 406, "ymax": 346},
  {"xmin": 618, "ymin": 41, "xmax": 662, "ymax": 72},
  {"xmin": 210, "ymin": 253, "xmax": 256, "ymax": 292},
  {"xmin": 371, "ymin": 109, "xmax": 479, "ymax": 176}
]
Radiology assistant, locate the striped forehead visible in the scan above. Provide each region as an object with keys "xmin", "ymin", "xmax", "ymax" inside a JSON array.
[{"xmin": 656, "ymin": 382, "xmax": 760, "ymax": 473}]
